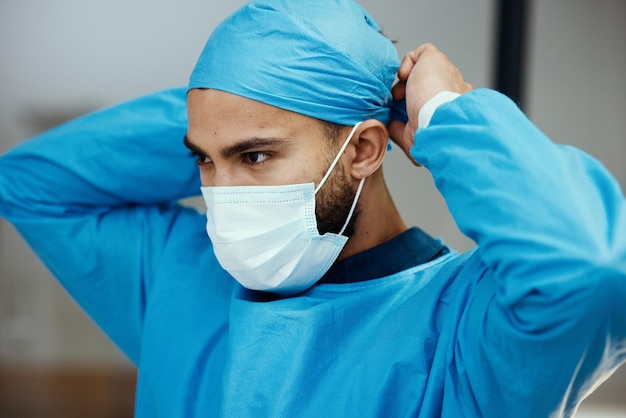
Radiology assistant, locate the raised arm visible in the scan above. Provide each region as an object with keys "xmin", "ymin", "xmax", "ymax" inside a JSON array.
[
  {"xmin": 390, "ymin": 44, "xmax": 626, "ymax": 415},
  {"xmin": 0, "ymin": 88, "xmax": 206, "ymax": 363}
]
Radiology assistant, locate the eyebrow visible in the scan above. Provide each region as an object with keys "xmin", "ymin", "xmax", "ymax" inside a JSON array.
[
  {"xmin": 183, "ymin": 135, "xmax": 206, "ymax": 156},
  {"xmin": 183, "ymin": 135, "xmax": 291, "ymax": 159}
]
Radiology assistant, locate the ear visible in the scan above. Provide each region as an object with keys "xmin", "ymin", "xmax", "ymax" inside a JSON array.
[{"xmin": 346, "ymin": 119, "xmax": 388, "ymax": 180}]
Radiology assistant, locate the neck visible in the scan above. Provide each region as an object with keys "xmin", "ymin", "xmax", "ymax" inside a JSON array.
[{"xmin": 337, "ymin": 169, "xmax": 407, "ymax": 261}]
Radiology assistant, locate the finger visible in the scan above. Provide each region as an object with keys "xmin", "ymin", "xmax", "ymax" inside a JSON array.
[
  {"xmin": 388, "ymin": 120, "xmax": 405, "ymax": 143},
  {"xmin": 396, "ymin": 44, "xmax": 426, "ymax": 80},
  {"xmin": 397, "ymin": 43, "xmax": 437, "ymax": 80},
  {"xmin": 388, "ymin": 120, "xmax": 422, "ymax": 167},
  {"xmin": 391, "ymin": 80, "xmax": 406, "ymax": 101},
  {"xmin": 396, "ymin": 52, "xmax": 416, "ymax": 81}
]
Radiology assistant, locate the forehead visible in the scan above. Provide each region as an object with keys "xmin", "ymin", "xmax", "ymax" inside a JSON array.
[{"xmin": 187, "ymin": 89, "xmax": 325, "ymax": 142}]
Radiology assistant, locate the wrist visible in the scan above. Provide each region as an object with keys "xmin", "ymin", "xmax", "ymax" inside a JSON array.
[{"xmin": 417, "ymin": 91, "xmax": 461, "ymax": 129}]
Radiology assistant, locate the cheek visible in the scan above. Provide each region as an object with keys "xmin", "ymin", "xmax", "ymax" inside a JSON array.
[
  {"xmin": 198, "ymin": 169, "xmax": 212, "ymax": 187},
  {"xmin": 268, "ymin": 164, "xmax": 315, "ymax": 186},
  {"xmin": 314, "ymin": 165, "xmax": 356, "ymax": 235},
  {"xmin": 273, "ymin": 150, "xmax": 330, "ymax": 186}
]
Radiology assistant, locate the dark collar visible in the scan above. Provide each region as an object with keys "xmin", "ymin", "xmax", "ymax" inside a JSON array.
[{"xmin": 318, "ymin": 227, "xmax": 448, "ymax": 285}]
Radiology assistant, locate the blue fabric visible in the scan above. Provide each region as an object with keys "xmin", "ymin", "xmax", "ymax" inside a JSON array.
[
  {"xmin": 189, "ymin": 0, "xmax": 408, "ymax": 125},
  {"xmin": 1, "ymin": 88, "xmax": 625, "ymax": 417},
  {"xmin": 319, "ymin": 226, "xmax": 448, "ymax": 284}
]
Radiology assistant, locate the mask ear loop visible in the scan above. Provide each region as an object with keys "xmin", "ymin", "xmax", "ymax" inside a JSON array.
[
  {"xmin": 338, "ymin": 176, "xmax": 365, "ymax": 236},
  {"xmin": 314, "ymin": 121, "xmax": 363, "ymax": 194}
]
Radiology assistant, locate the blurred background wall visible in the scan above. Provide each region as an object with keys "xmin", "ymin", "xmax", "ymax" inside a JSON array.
[{"xmin": 0, "ymin": 0, "xmax": 624, "ymax": 416}]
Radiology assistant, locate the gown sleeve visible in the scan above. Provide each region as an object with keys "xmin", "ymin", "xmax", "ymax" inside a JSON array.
[
  {"xmin": 0, "ymin": 88, "xmax": 203, "ymax": 364},
  {"xmin": 411, "ymin": 89, "xmax": 626, "ymax": 416}
]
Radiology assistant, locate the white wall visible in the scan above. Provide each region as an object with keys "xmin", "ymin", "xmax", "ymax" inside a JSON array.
[
  {"xmin": 527, "ymin": 0, "xmax": 626, "ymax": 187},
  {"xmin": 0, "ymin": 0, "xmax": 624, "ymax": 409}
]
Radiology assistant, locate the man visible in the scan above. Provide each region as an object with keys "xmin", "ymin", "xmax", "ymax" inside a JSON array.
[{"xmin": 0, "ymin": 0, "xmax": 624, "ymax": 417}]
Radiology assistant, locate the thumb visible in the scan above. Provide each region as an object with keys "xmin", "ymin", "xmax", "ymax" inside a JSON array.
[
  {"xmin": 388, "ymin": 119, "xmax": 406, "ymax": 147},
  {"xmin": 388, "ymin": 120, "xmax": 421, "ymax": 167}
]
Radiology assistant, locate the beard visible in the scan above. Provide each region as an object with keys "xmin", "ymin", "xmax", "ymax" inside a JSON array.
[{"xmin": 315, "ymin": 161, "xmax": 360, "ymax": 237}]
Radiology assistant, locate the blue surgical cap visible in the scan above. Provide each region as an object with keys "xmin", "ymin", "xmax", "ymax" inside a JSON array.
[{"xmin": 188, "ymin": 0, "xmax": 405, "ymax": 126}]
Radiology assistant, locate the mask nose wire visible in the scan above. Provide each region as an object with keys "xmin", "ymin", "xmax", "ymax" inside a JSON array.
[{"xmin": 314, "ymin": 121, "xmax": 363, "ymax": 194}]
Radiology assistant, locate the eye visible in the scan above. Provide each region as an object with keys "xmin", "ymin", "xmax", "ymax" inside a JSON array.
[
  {"xmin": 188, "ymin": 150, "xmax": 212, "ymax": 166},
  {"xmin": 243, "ymin": 151, "xmax": 270, "ymax": 164}
]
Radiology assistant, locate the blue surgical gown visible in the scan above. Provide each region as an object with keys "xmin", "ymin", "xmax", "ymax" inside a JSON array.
[{"xmin": 0, "ymin": 88, "xmax": 625, "ymax": 417}]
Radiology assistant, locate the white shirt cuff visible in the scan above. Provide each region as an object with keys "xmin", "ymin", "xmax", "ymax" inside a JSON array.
[{"xmin": 417, "ymin": 91, "xmax": 461, "ymax": 129}]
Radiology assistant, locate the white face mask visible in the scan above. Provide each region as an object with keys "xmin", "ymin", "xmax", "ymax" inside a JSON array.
[{"xmin": 200, "ymin": 122, "xmax": 365, "ymax": 295}]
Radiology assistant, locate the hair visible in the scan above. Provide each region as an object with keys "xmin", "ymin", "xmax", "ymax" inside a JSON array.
[
  {"xmin": 315, "ymin": 119, "xmax": 359, "ymax": 237},
  {"xmin": 319, "ymin": 119, "xmax": 346, "ymax": 144}
]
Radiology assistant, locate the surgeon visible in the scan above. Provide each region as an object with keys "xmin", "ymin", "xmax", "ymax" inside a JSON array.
[{"xmin": 0, "ymin": 0, "xmax": 625, "ymax": 416}]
